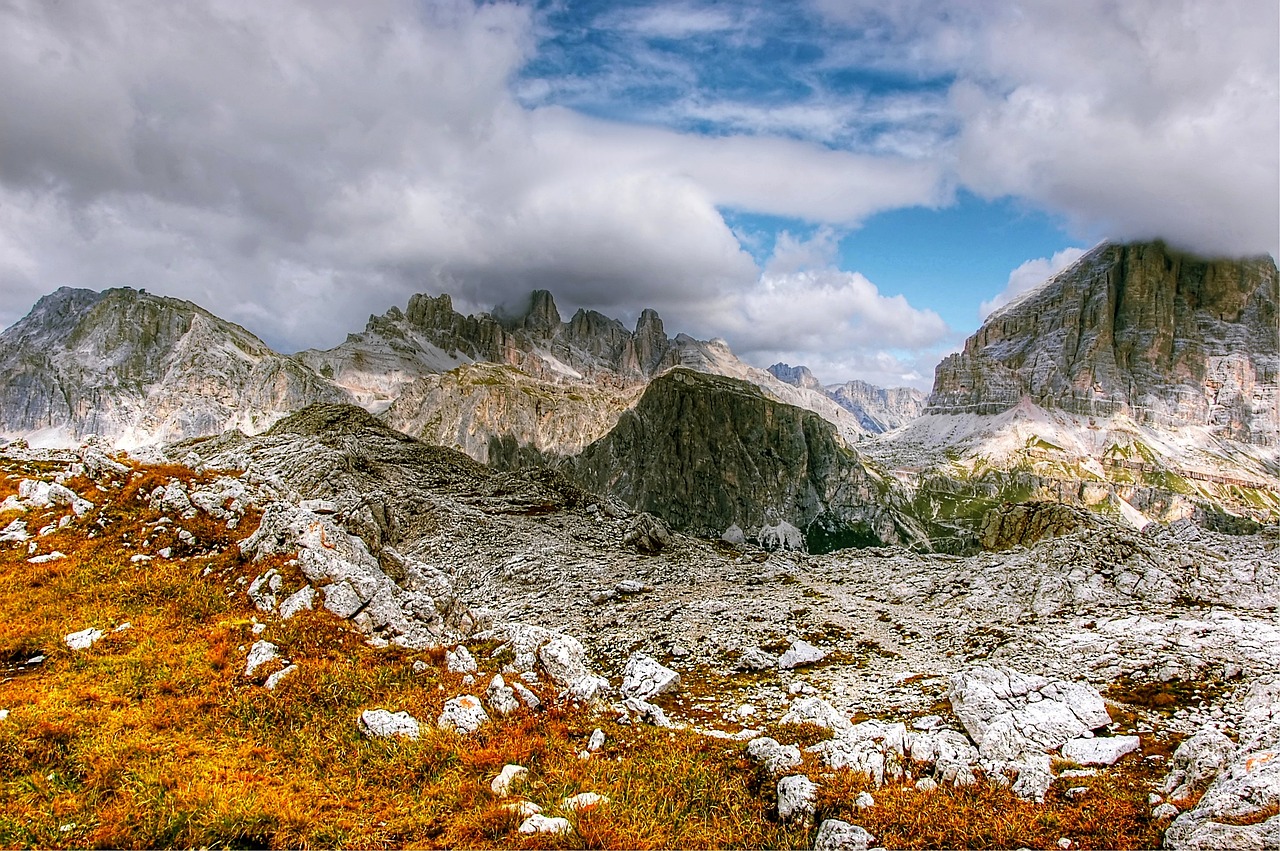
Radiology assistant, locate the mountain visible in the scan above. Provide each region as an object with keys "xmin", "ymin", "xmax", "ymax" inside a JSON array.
[
  {"xmin": 0, "ymin": 287, "xmax": 348, "ymax": 447},
  {"xmin": 769, "ymin": 363, "xmax": 927, "ymax": 434},
  {"xmin": 570, "ymin": 368, "xmax": 927, "ymax": 551},
  {"xmin": 866, "ymin": 241, "xmax": 1280, "ymax": 545},
  {"xmin": 929, "ymin": 241, "xmax": 1279, "ymax": 441}
]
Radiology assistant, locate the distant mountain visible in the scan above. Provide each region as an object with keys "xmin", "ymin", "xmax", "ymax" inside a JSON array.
[
  {"xmin": 768, "ymin": 363, "xmax": 926, "ymax": 434},
  {"xmin": 0, "ymin": 287, "xmax": 348, "ymax": 447}
]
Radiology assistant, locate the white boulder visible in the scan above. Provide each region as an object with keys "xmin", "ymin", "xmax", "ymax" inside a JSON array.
[{"xmin": 620, "ymin": 653, "xmax": 680, "ymax": 700}]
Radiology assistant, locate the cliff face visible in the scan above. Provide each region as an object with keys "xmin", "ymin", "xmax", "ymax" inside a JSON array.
[
  {"xmin": 571, "ymin": 369, "xmax": 925, "ymax": 551},
  {"xmin": 929, "ymin": 242, "xmax": 1280, "ymax": 443},
  {"xmin": 0, "ymin": 287, "xmax": 348, "ymax": 446},
  {"xmin": 826, "ymin": 380, "xmax": 926, "ymax": 434}
]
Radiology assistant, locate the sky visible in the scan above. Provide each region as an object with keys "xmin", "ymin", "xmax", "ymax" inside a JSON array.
[{"xmin": 0, "ymin": 0, "xmax": 1276, "ymax": 390}]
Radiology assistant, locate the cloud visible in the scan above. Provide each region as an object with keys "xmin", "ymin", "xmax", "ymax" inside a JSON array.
[
  {"xmin": 0, "ymin": 0, "xmax": 948, "ymax": 353},
  {"xmin": 979, "ymin": 247, "xmax": 1087, "ymax": 319}
]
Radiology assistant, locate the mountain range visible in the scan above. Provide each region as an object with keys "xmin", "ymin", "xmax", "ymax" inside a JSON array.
[{"xmin": 1, "ymin": 240, "xmax": 1276, "ymax": 552}]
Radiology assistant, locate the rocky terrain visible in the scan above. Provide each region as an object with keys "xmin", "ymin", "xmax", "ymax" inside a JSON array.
[
  {"xmin": 5, "ymin": 402, "xmax": 1278, "ymax": 847},
  {"xmin": 769, "ymin": 364, "xmax": 926, "ymax": 435}
]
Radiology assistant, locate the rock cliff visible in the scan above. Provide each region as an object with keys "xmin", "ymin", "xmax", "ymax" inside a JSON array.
[
  {"xmin": 0, "ymin": 287, "xmax": 348, "ymax": 446},
  {"xmin": 570, "ymin": 369, "xmax": 926, "ymax": 551},
  {"xmin": 929, "ymin": 242, "xmax": 1280, "ymax": 443},
  {"xmin": 768, "ymin": 364, "xmax": 926, "ymax": 434}
]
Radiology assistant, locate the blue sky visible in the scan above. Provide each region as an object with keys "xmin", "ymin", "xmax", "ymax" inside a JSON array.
[{"xmin": 0, "ymin": 0, "xmax": 1275, "ymax": 388}]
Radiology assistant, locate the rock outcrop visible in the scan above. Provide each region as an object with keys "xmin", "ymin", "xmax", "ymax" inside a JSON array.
[
  {"xmin": 769, "ymin": 363, "xmax": 926, "ymax": 434},
  {"xmin": 929, "ymin": 241, "xmax": 1280, "ymax": 443},
  {"xmin": 570, "ymin": 369, "xmax": 926, "ymax": 551}
]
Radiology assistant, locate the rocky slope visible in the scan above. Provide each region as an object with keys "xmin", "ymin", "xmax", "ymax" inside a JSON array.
[
  {"xmin": 929, "ymin": 241, "xmax": 1279, "ymax": 442},
  {"xmin": 569, "ymin": 369, "xmax": 926, "ymax": 551},
  {"xmin": 0, "ymin": 287, "xmax": 348, "ymax": 447},
  {"xmin": 769, "ymin": 364, "xmax": 926, "ymax": 435}
]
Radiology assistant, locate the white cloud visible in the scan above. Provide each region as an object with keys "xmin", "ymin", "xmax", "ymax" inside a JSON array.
[{"xmin": 979, "ymin": 247, "xmax": 1087, "ymax": 320}]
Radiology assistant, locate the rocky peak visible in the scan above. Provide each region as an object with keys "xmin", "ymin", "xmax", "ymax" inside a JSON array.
[
  {"xmin": 929, "ymin": 241, "xmax": 1279, "ymax": 443},
  {"xmin": 768, "ymin": 362, "xmax": 822, "ymax": 392},
  {"xmin": 634, "ymin": 308, "xmax": 670, "ymax": 375}
]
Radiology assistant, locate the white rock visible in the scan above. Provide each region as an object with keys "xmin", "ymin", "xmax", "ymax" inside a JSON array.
[
  {"xmin": 759, "ymin": 521, "xmax": 804, "ymax": 551},
  {"xmin": 28, "ymin": 551, "xmax": 66, "ymax": 564},
  {"xmin": 813, "ymin": 819, "xmax": 876, "ymax": 851},
  {"xmin": 64, "ymin": 628, "xmax": 104, "ymax": 651},
  {"xmin": 948, "ymin": 665, "xmax": 1110, "ymax": 760},
  {"xmin": 490, "ymin": 764, "xmax": 528, "ymax": 797},
  {"xmin": 244, "ymin": 640, "xmax": 280, "ymax": 677},
  {"xmin": 1062, "ymin": 735, "xmax": 1140, "ymax": 766},
  {"xmin": 561, "ymin": 674, "xmax": 611, "ymax": 703},
  {"xmin": 278, "ymin": 586, "xmax": 316, "ymax": 620},
  {"xmin": 499, "ymin": 800, "xmax": 542, "ymax": 817},
  {"xmin": 485, "ymin": 675, "xmax": 520, "ymax": 716},
  {"xmin": 358, "ymin": 709, "xmax": 421, "ymax": 739},
  {"xmin": 512, "ymin": 682, "xmax": 541, "ymax": 710},
  {"xmin": 620, "ymin": 697, "xmax": 670, "ymax": 727},
  {"xmin": 746, "ymin": 737, "xmax": 803, "ymax": 774},
  {"xmin": 780, "ymin": 696, "xmax": 853, "ymax": 734},
  {"xmin": 587, "ymin": 728, "xmax": 606, "ymax": 753},
  {"xmin": 562, "ymin": 792, "xmax": 609, "ymax": 811},
  {"xmin": 854, "ymin": 791, "xmax": 875, "ymax": 810},
  {"xmin": 0, "ymin": 519, "xmax": 28, "ymax": 541},
  {"xmin": 737, "ymin": 646, "xmax": 776, "ymax": 671},
  {"xmin": 264, "ymin": 664, "xmax": 297, "ymax": 691},
  {"xmin": 438, "ymin": 695, "xmax": 489, "ymax": 734},
  {"xmin": 0, "ymin": 709, "xmax": 9, "ymax": 721},
  {"xmin": 1008, "ymin": 752, "xmax": 1054, "ymax": 802},
  {"xmin": 721, "ymin": 524, "xmax": 745, "ymax": 545},
  {"xmin": 518, "ymin": 815, "xmax": 571, "ymax": 835},
  {"xmin": 807, "ymin": 737, "xmax": 887, "ymax": 785},
  {"xmin": 1153, "ymin": 803, "xmax": 1179, "ymax": 820},
  {"xmin": 1163, "ymin": 728, "xmax": 1237, "ymax": 803},
  {"xmin": 620, "ymin": 653, "xmax": 681, "ymax": 700},
  {"xmin": 446, "ymin": 646, "xmax": 477, "ymax": 674},
  {"xmin": 915, "ymin": 777, "xmax": 938, "ymax": 792},
  {"xmin": 777, "ymin": 774, "xmax": 818, "ymax": 824},
  {"xmin": 778, "ymin": 640, "xmax": 827, "ymax": 670}
]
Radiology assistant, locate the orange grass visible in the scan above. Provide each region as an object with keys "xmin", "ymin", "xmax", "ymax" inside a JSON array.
[{"xmin": 0, "ymin": 456, "xmax": 1173, "ymax": 849}]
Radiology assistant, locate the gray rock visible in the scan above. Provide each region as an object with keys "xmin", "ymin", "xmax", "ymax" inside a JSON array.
[
  {"xmin": 278, "ymin": 585, "xmax": 316, "ymax": 619},
  {"xmin": 264, "ymin": 664, "xmax": 297, "ymax": 691},
  {"xmin": 854, "ymin": 791, "xmax": 875, "ymax": 810},
  {"xmin": 948, "ymin": 665, "xmax": 1110, "ymax": 760},
  {"xmin": 511, "ymin": 681, "xmax": 541, "ymax": 710},
  {"xmin": 517, "ymin": 814, "xmax": 572, "ymax": 835},
  {"xmin": 746, "ymin": 736, "xmax": 803, "ymax": 774},
  {"xmin": 813, "ymin": 819, "xmax": 875, "ymax": 851},
  {"xmin": 359, "ymin": 709, "xmax": 421, "ymax": 739},
  {"xmin": 777, "ymin": 774, "xmax": 818, "ymax": 825},
  {"xmin": 485, "ymin": 675, "xmax": 520, "ymax": 717},
  {"xmin": 620, "ymin": 653, "xmax": 680, "ymax": 700},
  {"xmin": 780, "ymin": 696, "xmax": 853, "ymax": 734},
  {"xmin": 1062, "ymin": 735, "xmax": 1140, "ymax": 766},
  {"xmin": 737, "ymin": 646, "xmax": 776, "ymax": 671},
  {"xmin": 721, "ymin": 524, "xmax": 745, "ymax": 545},
  {"xmin": 778, "ymin": 640, "xmax": 827, "ymax": 670},
  {"xmin": 438, "ymin": 695, "xmax": 490, "ymax": 734},
  {"xmin": 490, "ymin": 764, "xmax": 528, "ymax": 797},
  {"xmin": 1163, "ymin": 728, "xmax": 1237, "ymax": 803},
  {"xmin": 446, "ymin": 646, "xmax": 477, "ymax": 674},
  {"xmin": 759, "ymin": 521, "xmax": 804, "ymax": 552},
  {"xmin": 244, "ymin": 640, "xmax": 280, "ymax": 677},
  {"xmin": 587, "ymin": 728, "xmax": 606, "ymax": 753},
  {"xmin": 620, "ymin": 697, "xmax": 671, "ymax": 727}
]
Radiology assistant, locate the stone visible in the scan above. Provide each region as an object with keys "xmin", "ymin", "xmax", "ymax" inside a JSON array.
[
  {"xmin": 1163, "ymin": 728, "xmax": 1237, "ymax": 803},
  {"xmin": 518, "ymin": 815, "xmax": 571, "ymax": 835},
  {"xmin": 721, "ymin": 524, "xmax": 745, "ymax": 545},
  {"xmin": 737, "ymin": 646, "xmax": 776, "ymax": 671},
  {"xmin": 587, "ymin": 728, "xmax": 606, "ymax": 753},
  {"xmin": 614, "ymin": 579, "xmax": 651, "ymax": 595},
  {"xmin": 813, "ymin": 819, "xmax": 875, "ymax": 851},
  {"xmin": 244, "ymin": 640, "xmax": 281, "ymax": 677},
  {"xmin": 620, "ymin": 653, "xmax": 680, "ymax": 700},
  {"xmin": 64, "ymin": 628, "xmax": 104, "ymax": 651},
  {"xmin": 1153, "ymin": 803, "xmax": 1179, "ymax": 820},
  {"xmin": 499, "ymin": 800, "xmax": 541, "ymax": 818},
  {"xmin": 358, "ymin": 709, "xmax": 421, "ymax": 739},
  {"xmin": 1062, "ymin": 735, "xmax": 1140, "ymax": 766},
  {"xmin": 915, "ymin": 777, "xmax": 938, "ymax": 792},
  {"xmin": 562, "ymin": 792, "xmax": 609, "ymax": 811},
  {"xmin": 1008, "ymin": 752, "xmax": 1054, "ymax": 803},
  {"xmin": 28, "ymin": 551, "xmax": 66, "ymax": 564},
  {"xmin": 620, "ymin": 697, "xmax": 670, "ymax": 727},
  {"xmin": 807, "ymin": 737, "xmax": 887, "ymax": 786},
  {"xmin": 780, "ymin": 696, "xmax": 853, "ymax": 734},
  {"xmin": 278, "ymin": 586, "xmax": 316, "ymax": 620},
  {"xmin": 947, "ymin": 665, "xmax": 1110, "ymax": 760},
  {"xmin": 264, "ymin": 664, "xmax": 297, "ymax": 691},
  {"xmin": 746, "ymin": 737, "xmax": 803, "ymax": 774},
  {"xmin": 485, "ymin": 676, "xmax": 520, "ymax": 717},
  {"xmin": 490, "ymin": 764, "xmax": 528, "ymax": 797},
  {"xmin": 778, "ymin": 640, "xmax": 827, "ymax": 670},
  {"xmin": 46, "ymin": 482, "xmax": 93, "ymax": 516},
  {"xmin": 854, "ymin": 791, "xmax": 875, "ymax": 810},
  {"xmin": 622, "ymin": 513, "xmax": 671, "ymax": 554},
  {"xmin": 446, "ymin": 646, "xmax": 477, "ymax": 674},
  {"xmin": 759, "ymin": 521, "xmax": 804, "ymax": 552},
  {"xmin": 438, "ymin": 695, "xmax": 489, "ymax": 734},
  {"xmin": 777, "ymin": 774, "xmax": 818, "ymax": 825},
  {"xmin": 511, "ymin": 682, "xmax": 541, "ymax": 710}
]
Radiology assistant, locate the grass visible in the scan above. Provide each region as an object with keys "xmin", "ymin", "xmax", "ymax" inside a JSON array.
[{"xmin": 0, "ymin": 454, "xmax": 1178, "ymax": 849}]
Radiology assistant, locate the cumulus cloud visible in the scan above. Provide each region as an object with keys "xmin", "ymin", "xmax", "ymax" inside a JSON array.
[
  {"xmin": 0, "ymin": 0, "xmax": 949, "ymax": 352},
  {"xmin": 979, "ymin": 247, "xmax": 1088, "ymax": 319}
]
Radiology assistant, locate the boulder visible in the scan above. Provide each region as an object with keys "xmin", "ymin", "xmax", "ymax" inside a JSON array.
[
  {"xmin": 485, "ymin": 676, "xmax": 520, "ymax": 717},
  {"xmin": 518, "ymin": 815, "xmax": 571, "ymax": 835},
  {"xmin": 1062, "ymin": 735, "xmax": 1141, "ymax": 766},
  {"xmin": 777, "ymin": 775, "xmax": 818, "ymax": 825},
  {"xmin": 438, "ymin": 695, "xmax": 489, "ymax": 734},
  {"xmin": 746, "ymin": 737, "xmax": 803, "ymax": 774},
  {"xmin": 813, "ymin": 819, "xmax": 876, "ymax": 851},
  {"xmin": 620, "ymin": 653, "xmax": 680, "ymax": 700},
  {"xmin": 446, "ymin": 646, "xmax": 477, "ymax": 674},
  {"xmin": 778, "ymin": 640, "xmax": 827, "ymax": 670},
  {"xmin": 358, "ymin": 709, "xmax": 421, "ymax": 740},
  {"xmin": 244, "ymin": 640, "xmax": 280, "ymax": 677},
  {"xmin": 64, "ymin": 627, "xmax": 104, "ymax": 651},
  {"xmin": 490, "ymin": 764, "xmax": 528, "ymax": 797},
  {"xmin": 780, "ymin": 696, "xmax": 853, "ymax": 734}
]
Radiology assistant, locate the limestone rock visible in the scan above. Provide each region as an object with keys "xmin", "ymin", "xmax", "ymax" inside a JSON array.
[
  {"xmin": 777, "ymin": 774, "xmax": 818, "ymax": 825},
  {"xmin": 358, "ymin": 709, "xmax": 421, "ymax": 740},
  {"xmin": 64, "ymin": 628, "xmax": 104, "ymax": 651},
  {"xmin": 517, "ymin": 814, "xmax": 571, "ymax": 835},
  {"xmin": 438, "ymin": 695, "xmax": 489, "ymax": 734},
  {"xmin": 746, "ymin": 737, "xmax": 803, "ymax": 774},
  {"xmin": 446, "ymin": 646, "xmax": 477, "ymax": 674},
  {"xmin": 813, "ymin": 818, "xmax": 876, "ymax": 851},
  {"xmin": 780, "ymin": 696, "xmax": 852, "ymax": 734},
  {"xmin": 778, "ymin": 640, "xmax": 828, "ymax": 670},
  {"xmin": 947, "ymin": 665, "xmax": 1110, "ymax": 759},
  {"xmin": 490, "ymin": 764, "xmax": 528, "ymax": 797},
  {"xmin": 485, "ymin": 675, "xmax": 520, "ymax": 717},
  {"xmin": 1062, "ymin": 735, "xmax": 1140, "ymax": 766},
  {"xmin": 620, "ymin": 653, "xmax": 680, "ymax": 700},
  {"xmin": 264, "ymin": 664, "xmax": 297, "ymax": 691},
  {"xmin": 562, "ymin": 792, "xmax": 608, "ymax": 811},
  {"xmin": 244, "ymin": 640, "xmax": 281, "ymax": 678}
]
